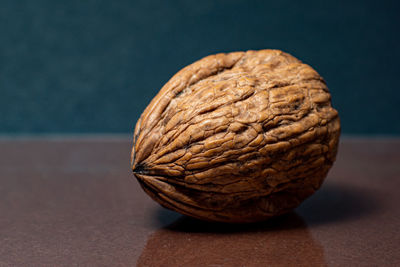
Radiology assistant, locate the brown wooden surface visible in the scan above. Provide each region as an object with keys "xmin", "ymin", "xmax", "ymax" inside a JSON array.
[{"xmin": 0, "ymin": 137, "xmax": 399, "ymax": 266}]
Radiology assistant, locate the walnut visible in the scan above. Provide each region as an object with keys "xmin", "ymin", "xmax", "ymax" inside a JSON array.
[{"xmin": 131, "ymin": 49, "xmax": 340, "ymax": 223}]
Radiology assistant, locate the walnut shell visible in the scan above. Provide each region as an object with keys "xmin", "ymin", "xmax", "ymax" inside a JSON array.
[{"xmin": 131, "ymin": 49, "xmax": 340, "ymax": 223}]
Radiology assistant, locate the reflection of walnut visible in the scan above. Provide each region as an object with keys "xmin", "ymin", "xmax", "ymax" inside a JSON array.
[{"xmin": 131, "ymin": 49, "xmax": 340, "ymax": 223}]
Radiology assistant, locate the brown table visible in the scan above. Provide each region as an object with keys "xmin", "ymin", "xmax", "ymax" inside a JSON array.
[{"xmin": 0, "ymin": 136, "xmax": 399, "ymax": 266}]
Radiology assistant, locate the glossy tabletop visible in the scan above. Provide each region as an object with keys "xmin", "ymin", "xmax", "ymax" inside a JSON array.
[{"xmin": 0, "ymin": 137, "xmax": 399, "ymax": 266}]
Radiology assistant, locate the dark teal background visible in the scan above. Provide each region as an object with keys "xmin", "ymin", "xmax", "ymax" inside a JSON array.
[{"xmin": 1, "ymin": 0, "xmax": 399, "ymax": 134}]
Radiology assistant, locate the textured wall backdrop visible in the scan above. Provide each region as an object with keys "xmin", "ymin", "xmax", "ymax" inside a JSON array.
[{"xmin": 1, "ymin": 0, "xmax": 399, "ymax": 134}]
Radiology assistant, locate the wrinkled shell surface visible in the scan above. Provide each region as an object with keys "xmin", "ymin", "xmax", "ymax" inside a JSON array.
[{"xmin": 131, "ymin": 49, "xmax": 340, "ymax": 223}]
